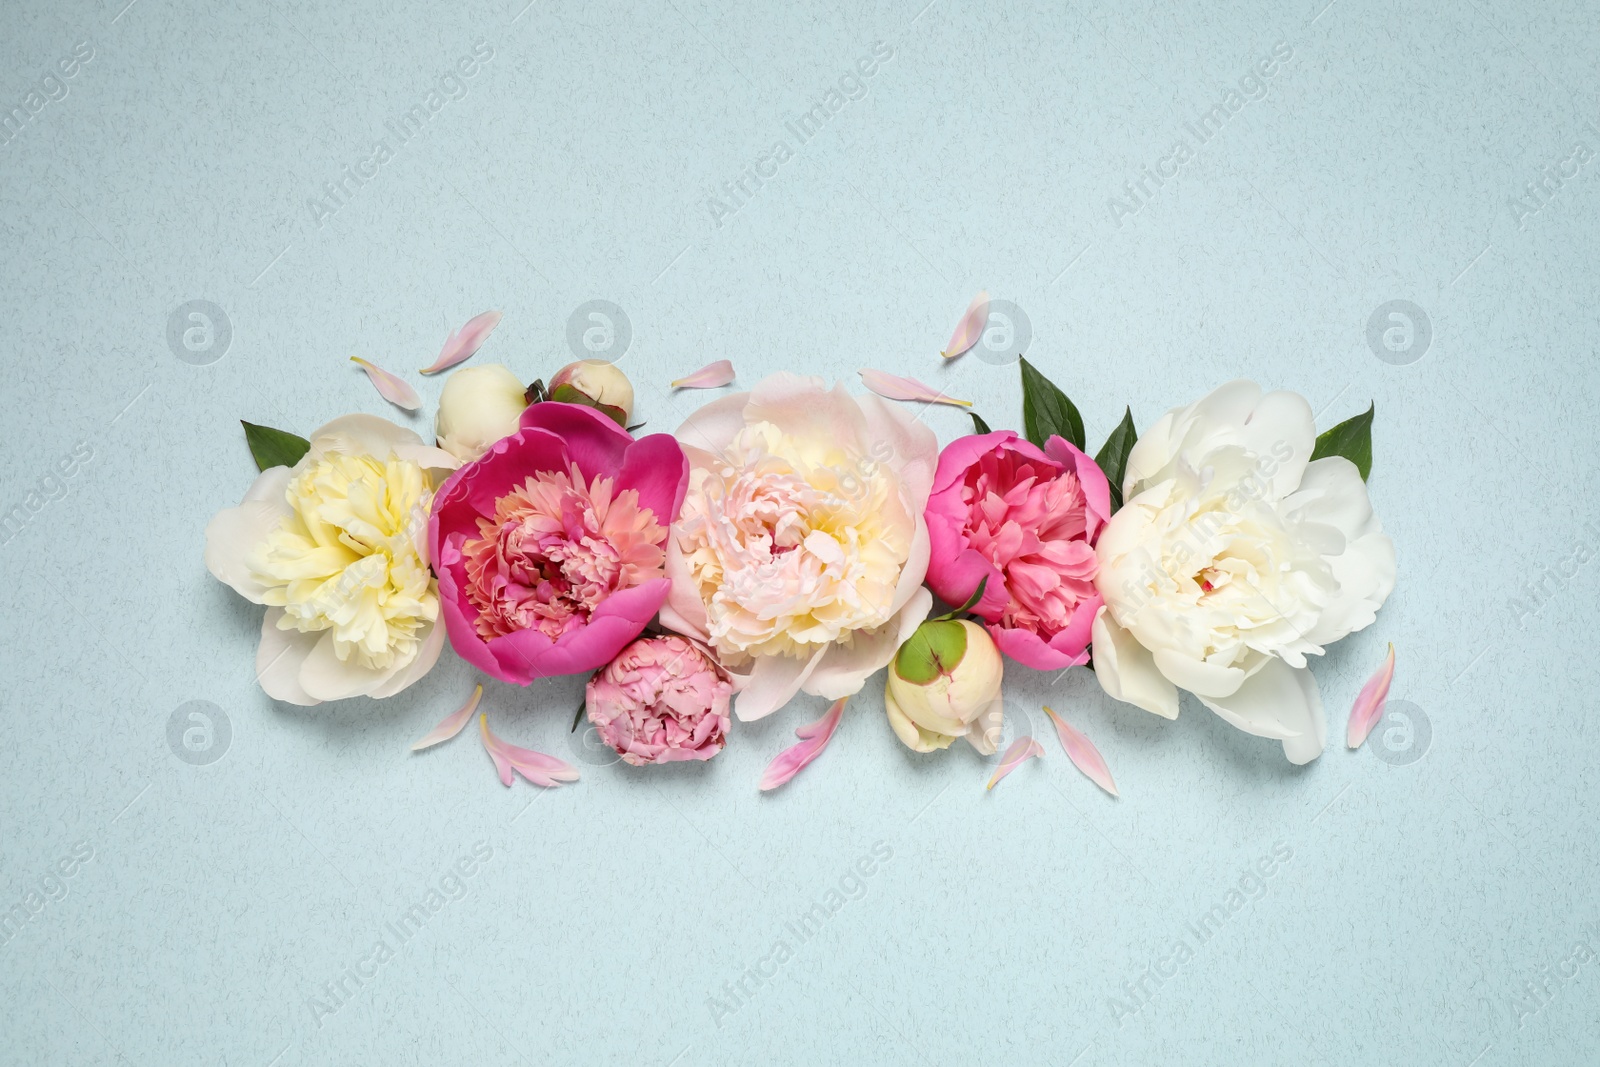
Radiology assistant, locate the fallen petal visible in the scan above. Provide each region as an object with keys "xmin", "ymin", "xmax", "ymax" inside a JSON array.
[
  {"xmin": 1043, "ymin": 706, "xmax": 1118, "ymax": 797},
  {"xmin": 759, "ymin": 698, "xmax": 846, "ymax": 791},
  {"xmin": 941, "ymin": 290, "xmax": 988, "ymax": 360},
  {"xmin": 859, "ymin": 369, "xmax": 972, "ymax": 408},
  {"xmin": 411, "ymin": 685, "xmax": 482, "ymax": 751},
  {"xmin": 350, "ymin": 356, "xmax": 421, "ymax": 410},
  {"xmin": 671, "ymin": 359, "xmax": 735, "ymax": 390},
  {"xmin": 986, "ymin": 736, "xmax": 1044, "ymax": 790},
  {"xmin": 420, "ymin": 310, "xmax": 502, "ymax": 374},
  {"xmin": 479, "ymin": 713, "xmax": 580, "ymax": 788},
  {"xmin": 1346, "ymin": 643, "xmax": 1395, "ymax": 749}
]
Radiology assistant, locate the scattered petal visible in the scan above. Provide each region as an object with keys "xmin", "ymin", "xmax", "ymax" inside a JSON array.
[
  {"xmin": 411, "ymin": 685, "xmax": 481, "ymax": 751},
  {"xmin": 941, "ymin": 290, "xmax": 988, "ymax": 360},
  {"xmin": 672, "ymin": 359, "xmax": 735, "ymax": 390},
  {"xmin": 986, "ymin": 736, "xmax": 1044, "ymax": 790},
  {"xmin": 859, "ymin": 369, "xmax": 972, "ymax": 408},
  {"xmin": 1346, "ymin": 643, "xmax": 1395, "ymax": 749},
  {"xmin": 350, "ymin": 356, "xmax": 421, "ymax": 410},
  {"xmin": 1043, "ymin": 706, "xmax": 1118, "ymax": 797},
  {"xmin": 479, "ymin": 713, "xmax": 580, "ymax": 788},
  {"xmin": 759, "ymin": 698, "xmax": 846, "ymax": 791},
  {"xmin": 421, "ymin": 310, "xmax": 502, "ymax": 374}
]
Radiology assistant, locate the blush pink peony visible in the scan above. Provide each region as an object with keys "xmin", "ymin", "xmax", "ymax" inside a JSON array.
[
  {"xmin": 429, "ymin": 402, "xmax": 688, "ymax": 685},
  {"xmin": 924, "ymin": 430, "xmax": 1111, "ymax": 671},
  {"xmin": 660, "ymin": 374, "xmax": 938, "ymax": 721},
  {"xmin": 585, "ymin": 635, "xmax": 732, "ymax": 765}
]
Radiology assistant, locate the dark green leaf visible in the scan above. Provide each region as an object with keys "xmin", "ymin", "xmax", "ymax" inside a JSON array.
[
  {"xmin": 570, "ymin": 702, "xmax": 585, "ymax": 733},
  {"xmin": 1310, "ymin": 402, "xmax": 1374, "ymax": 481},
  {"xmin": 969, "ymin": 411, "xmax": 993, "ymax": 435},
  {"xmin": 1018, "ymin": 357, "xmax": 1085, "ymax": 450},
  {"xmin": 549, "ymin": 383, "xmax": 629, "ymax": 426},
  {"xmin": 1093, "ymin": 406, "xmax": 1138, "ymax": 511},
  {"xmin": 241, "ymin": 420, "xmax": 310, "ymax": 471}
]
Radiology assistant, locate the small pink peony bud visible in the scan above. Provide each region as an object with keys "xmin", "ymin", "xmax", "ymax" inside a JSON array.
[{"xmin": 585, "ymin": 635, "xmax": 731, "ymax": 765}]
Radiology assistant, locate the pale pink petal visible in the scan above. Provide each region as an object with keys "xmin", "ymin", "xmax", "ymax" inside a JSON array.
[
  {"xmin": 759, "ymin": 698, "xmax": 846, "ymax": 791},
  {"xmin": 986, "ymin": 736, "xmax": 1044, "ymax": 790},
  {"xmin": 410, "ymin": 684, "xmax": 481, "ymax": 751},
  {"xmin": 1043, "ymin": 706, "xmax": 1118, "ymax": 797},
  {"xmin": 859, "ymin": 369, "xmax": 972, "ymax": 408},
  {"xmin": 1346, "ymin": 643, "xmax": 1395, "ymax": 749},
  {"xmin": 421, "ymin": 310, "xmax": 502, "ymax": 374},
  {"xmin": 671, "ymin": 359, "xmax": 735, "ymax": 390},
  {"xmin": 941, "ymin": 290, "xmax": 988, "ymax": 359},
  {"xmin": 478, "ymin": 713, "xmax": 580, "ymax": 788},
  {"xmin": 350, "ymin": 357, "xmax": 421, "ymax": 410}
]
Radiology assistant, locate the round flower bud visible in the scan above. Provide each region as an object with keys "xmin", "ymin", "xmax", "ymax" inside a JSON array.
[
  {"xmin": 434, "ymin": 363, "xmax": 528, "ymax": 462},
  {"xmin": 585, "ymin": 635, "xmax": 731, "ymax": 765},
  {"xmin": 884, "ymin": 618, "xmax": 1005, "ymax": 754},
  {"xmin": 549, "ymin": 359, "xmax": 633, "ymax": 425}
]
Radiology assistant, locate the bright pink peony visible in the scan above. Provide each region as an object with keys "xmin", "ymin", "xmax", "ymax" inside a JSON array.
[
  {"xmin": 429, "ymin": 402, "xmax": 688, "ymax": 685},
  {"xmin": 924, "ymin": 430, "xmax": 1111, "ymax": 671},
  {"xmin": 585, "ymin": 635, "xmax": 732, "ymax": 765}
]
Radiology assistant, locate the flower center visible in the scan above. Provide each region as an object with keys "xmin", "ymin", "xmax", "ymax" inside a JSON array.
[{"xmin": 462, "ymin": 464, "xmax": 665, "ymax": 641}]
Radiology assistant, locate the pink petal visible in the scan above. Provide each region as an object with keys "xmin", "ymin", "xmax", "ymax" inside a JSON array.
[
  {"xmin": 350, "ymin": 357, "xmax": 421, "ymax": 410},
  {"xmin": 478, "ymin": 713, "xmax": 580, "ymax": 788},
  {"xmin": 421, "ymin": 310, "xmax": 502, "ymax": 374},
  {"xmin": 859, "ymin": 369, "xmax": 972, "ymax": 408},
  {"xmin": 1346, "ymin": 643, "xmax": 1395, "ymax": 749},
  {"xmin": 1043, "ymin": 706, "xmax": 1118, "ymax": 797},
  {"xmin": 940, "ymin": 290, "xmax": 988, "ymax": 359},
  {"xmin": 411, "ymin": 684, "xmax": 482, "ymax": 751},
  {"xmin": 986, "ymin": 736, "xmax": 1044, "ymax": 790},
  {"xmin": 758, "ymin": 698, "xmax": 846, "ymax": 791},
  {"xmin": 671, "ymin": 359, "xmax": 735, "ymax": 390}
]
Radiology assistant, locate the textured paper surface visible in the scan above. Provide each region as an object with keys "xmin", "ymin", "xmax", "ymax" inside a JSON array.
[{"xmin": 2, "ymin": 1, "xmax": 1597, "ymax": 1064}]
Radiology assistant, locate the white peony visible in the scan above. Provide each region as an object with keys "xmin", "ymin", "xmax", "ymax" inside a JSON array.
[
  {"xmin": 205, "ymin": 415, "xmax": 460, "ymax": 705},
  {"xmin": 1091, "ymin": 381, "xmax": 1395, "ymax": 763}
]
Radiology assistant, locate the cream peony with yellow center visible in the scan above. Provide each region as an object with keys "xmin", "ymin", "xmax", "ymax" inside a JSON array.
[{"xmin": 206, "ymin": 415, "xmax": 460, "ymax": 705}]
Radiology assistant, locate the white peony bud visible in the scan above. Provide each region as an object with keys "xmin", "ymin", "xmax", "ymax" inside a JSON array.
[
  {"xmin": 884, "ymin": 618, "xmax": 1005, "ymax": 754},
  {"xmin": 548, "ymin": 359, "xmax": 633, "ymax": 425},
  {"xmin": 434, "ymin": 363, "xmax": 528, "ymax": 462}
]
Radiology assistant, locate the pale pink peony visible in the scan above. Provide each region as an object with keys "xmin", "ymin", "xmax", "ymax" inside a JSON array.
[
  {"xmin": 430, "ymin": 402, "xmax": 688, "ymax": 685},
  {"xmin": 660, "ymin": 374, "xmax": 938, "ymax": 721},
  {"xmin": 924, "ymin": 430, "xmax": 1111, "ymax": 671},
  {"xmin": 585, "ymin": 635, "xmax": 732, "ymax": 765}
]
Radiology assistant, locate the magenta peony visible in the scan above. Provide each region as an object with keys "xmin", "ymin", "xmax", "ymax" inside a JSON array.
[
  {"xmin": 585, "ymin": 635, "xmax": 732, "ymax": 765},
  {"xmin": 429, "ymin": 402, "xmax": 688, "ymax": 685},
  {"xmin": 924, "ymin": 430, "xmax": 1111, "ymax": 671}
]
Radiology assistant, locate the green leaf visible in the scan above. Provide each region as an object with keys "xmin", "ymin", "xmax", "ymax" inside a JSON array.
[
  {"xmin": 1093, "ymin": 406, "xmax": 1138, "ymax": 511},
  {"xmin": 241, "ymin": 420, "xmax": 310, "ymax": 471},
  {"xmin": 1018, "ymin": 357, "xmax": 1085, "ymax": 451},
  {"xmin": 549, "ymin": 383, "xmax": 629, "ymax": 426},
  {"xmin": 969, "ymin": 411, "xmax": 993, "ymax": 435},
  {"xmin": 1310, "ymin": 402, "xmax": 1374, "ymax": 481},
  {"xmin": 570, "ymin": 702, "xmax": 586, "ymax": 733},
  {"xmin": 893, "ymin": 619, "xmax": 968, "ymax": 685}
]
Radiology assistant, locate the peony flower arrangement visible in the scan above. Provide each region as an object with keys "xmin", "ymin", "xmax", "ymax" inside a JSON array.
[{"xmin": 206, "ymin": 301, "xmax": 1394, "ymax": 793}]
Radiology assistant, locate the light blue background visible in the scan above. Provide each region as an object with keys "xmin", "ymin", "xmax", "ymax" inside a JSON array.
[{"xmin": 2, "ymin": 0, "xmax": 1597, "ymax": 1064}]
